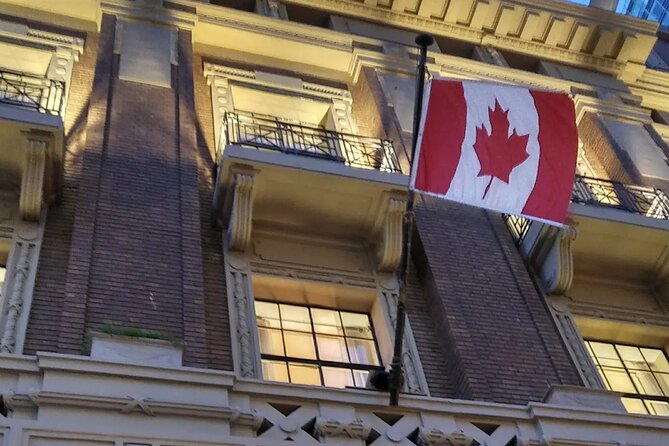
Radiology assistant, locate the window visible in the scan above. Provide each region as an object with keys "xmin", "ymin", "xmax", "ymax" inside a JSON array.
[
  {"xmin": 585, "ymin": 340, "xmax": 669, "ymax": 416},
  {"xmin": 254, "ymin": 301, "xmax": 381, "ymax": 388}
]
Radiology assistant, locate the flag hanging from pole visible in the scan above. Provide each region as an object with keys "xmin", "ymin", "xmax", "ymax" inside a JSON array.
[{"xmin": 410, "ymin": 79, "xmax": 578, "ymax": 225}]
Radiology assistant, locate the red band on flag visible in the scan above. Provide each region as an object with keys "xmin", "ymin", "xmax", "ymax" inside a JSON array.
[
  {"xmin": 414, "ymin": 80, "xmax": 466, "ymax": 194},
  {"xmin": 522, "ymin": 90, "xmax": 577, "ymax": 223}
]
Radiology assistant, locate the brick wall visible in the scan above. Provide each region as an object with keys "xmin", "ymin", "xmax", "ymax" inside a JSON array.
[
  {"xmin": 411, "ymin": 195, "xmax": 582, "ymax": 404},
  {"xmin": 578, "ymin": 112, "xmax": 637, "ymax": 183},
  {"xmin": 24, "ymin": 29, "xmax": 100, "ymax": 355},
  {"xmin": 193, "ymin": 54, "xmax": 234, "ymax": 370}
]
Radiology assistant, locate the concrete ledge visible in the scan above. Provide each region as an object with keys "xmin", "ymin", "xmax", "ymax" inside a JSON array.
[
  {"xmin": 90, "ymin": 332, "xmax": 182, "ymax": 368},
  {"xmin": 543, "ymin": 384, "xmax": 626, "ymax": 413}
]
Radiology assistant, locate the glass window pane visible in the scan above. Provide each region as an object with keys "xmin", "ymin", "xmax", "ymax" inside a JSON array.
[
  {"xmin": 284, "ymin": 331, "xmax": 316, "ymax": 359},
  {"xmin": 322, "ymin": 367, "xmax": 353, "ymax": 388},
  {"xmin": 642, "ymin": 348, "xmax": 669, "ymax": 373},
  {"xmin": 645, "ymin": 399, "xmax": 669, "ymax": 416},
  {"xmin": 616, "ymin": 345, "xmax": 649, "ymax": 370},
  {"xmin": 589, "ymin": 342, "xmax": 623, "ymax": 368},
  {"xmin": 262, "ymin": 360, "xmax": 289, "ymax": 383},
  {"xmin": 602, "ymin": 367, "xmax": 637, "ymax": 393},
  {"xmin": 655, "ymin": 373, "xmax": 669, "ymax": 396},
  {"xmin": 341, "ymin": 312, "xmax": 373, "ymax": 339},
  {"xmin": 347, "ymin": 339, "xmax": 379, "ymax": 365},
  {"xmin": 353, "ymin": 370, "xmax": 369, "ymax": 388},
  {"xmin": 630, "ymin": 370, "xmax": 663, "ymax": 396},
  {"xmin": 595, "ymin": 366, "xmax": 611, "ymax": 390},
  {"xmin": 316, "ymin": 334, "xmax": 349, "ymax": 362},
  {"xmin": 312, "ymin": 308, "xmax": 343, "ymax": 335},
  {"xmin": 288, "ymin": 363, "xmax": 321, "ymax": 385},
  {"xmin": 621, "ymin": 397, "xmax": 649, "ymax": 415},
  {"xmin": 255, "ymin": 301, "xmax": 281, "ymax": 328},
  {"xmin": 280, "ymin": 304, "xmax": 312, "ymax": 332},
  {"xmin": 258, "ymin": 327, "xmax": 285, "ymax": 355}
]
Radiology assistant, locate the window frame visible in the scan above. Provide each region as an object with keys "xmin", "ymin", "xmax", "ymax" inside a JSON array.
[
  {"xmin": 255, "ymin": 299, "xmax": 383, "ymax": 388},
  {"xmin": 585, "ymin": 339, "xmax": 669, "ymax": 416}
]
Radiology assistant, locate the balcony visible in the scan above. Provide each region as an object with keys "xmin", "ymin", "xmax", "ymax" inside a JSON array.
[
  {"xmin": 213, "ymin": 111, "xmax": 407, "ymax": 263},
  {"xmin": 505, "ymin": 176, "xmax": 669, "ymax": 245},
  {"xmin": 505, "ymin": 175, "xmax": 669, "ymax": 302},
  {"xmin": 0, "ymin": 69, "xmax": 65, "ymax": 116},
  {"xmin": 0, "ymin": 68, "xmax": 65, "ymax": 221},
  {"xmin": 217, "ymin": 112, "xmax": 401, "ymax": 173}
]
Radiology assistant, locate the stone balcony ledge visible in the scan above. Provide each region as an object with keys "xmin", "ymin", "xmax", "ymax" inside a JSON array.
[{"xmin": 1, "ymin": 352, "xmax": 669, "ymax": 446}]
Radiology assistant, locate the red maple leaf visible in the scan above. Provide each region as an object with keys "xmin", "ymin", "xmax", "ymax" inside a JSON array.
[{"xmin": 473, "ymin": 100, "xmax": 530, "ymax": 199}]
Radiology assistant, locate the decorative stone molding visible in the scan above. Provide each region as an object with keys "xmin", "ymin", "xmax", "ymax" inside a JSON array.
[
  {"xmin": 523, "ymin": 224, "xmax": 576, "ymax": 295},
  {"xmin": 383, "ymin": 290, "xmax": 428, "ymax": 395},
  {"xmin": 19, "ymin": 134, "xmax": 49, "ymax": 222},
  {"xmin": 278, "ymin": 0, "xmax": 655, "ymax": 77},
  {"xmin": 377, "ymin": 197, "xmax": 406, "ymax": 272},
  {"xmin": 255, "ymin": 0, "xmax": 288, "ymax": 20},
  {"xmin": 0, "ymin": 240, "xmax": 33, "ymax": 353},
  {"xmin": 549, "ymin": 297, "xmax": 605, "ymax": 389},
  {"xmin": 314, "ymin": 417, "xmax": 371, "ymax": 440},
  {"xmin": 227, "ymin": 172, "xmax": 255, "ymax": 252},
  {"xmin": 417, "ymin": 428, "xmax": 475, "ymax": 446},
  {"xmin": 0, "ymin": 215, "xmax": 44, "ymax": 354},
  {"xmin": 230, "ymin": 268, "xmax": 257, "ymax": 378}
]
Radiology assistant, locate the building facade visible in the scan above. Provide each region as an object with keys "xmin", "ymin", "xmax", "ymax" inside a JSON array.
[{"xmin": 0, "ymin": 0, "xmax": 668, "ymax": 445}]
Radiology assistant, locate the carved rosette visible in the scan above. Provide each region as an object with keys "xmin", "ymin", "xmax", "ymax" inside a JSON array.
[
  {"xmin": 232, "ymin": 271, "xmax": 256, "ymax": 377},
  {"xmin": 314, "ymin": 417, "xmax": 371, "ymax": 440},
  {"xmin": 228, "ymin": 173, "xmax": 255, "ymax": 252},
  {"xmin": 20, "ymin": 135, "xmax": 49, "ymax": 222},
  {"xmin": 0, "ymin": 241, "xmax": 34, "ymax": 353},
  {"xmin": 377, "ymin": 198, "xmax": 406, "ymax": 272}
]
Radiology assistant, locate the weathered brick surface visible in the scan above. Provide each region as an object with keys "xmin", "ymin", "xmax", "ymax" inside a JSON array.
[
  {"xmin": 177, "ymin": 30, "xmax": 209, "ymax": 366},
  {"xmin": 23, "ymin": 29, "xmax": 100, "ymax": 355},
  {"xmin": 193, "ymin": 54, "xmax": 233, "ymax": 370},
  {"xmin": 412, "ymin": 195, "xmax": 582, "ymax": 404},
  {"xmin": 56, "ymin": 13, "xmax": 117, "ymax": 354},
  {"xmin": 578, "ymin": 112, "xmax": 637, "ymax": 183}
]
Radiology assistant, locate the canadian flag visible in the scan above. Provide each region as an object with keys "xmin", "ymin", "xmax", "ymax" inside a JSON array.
[{"xmin": 411, "ymin": 79, "xmax": 578, "ymax": 225}]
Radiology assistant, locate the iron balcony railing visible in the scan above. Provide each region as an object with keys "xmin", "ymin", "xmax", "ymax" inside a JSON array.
[
  {"xmin": 0, "ymin": 68, "xmax": 65, "ymax": 116},
  {"xmin": 505, "ymin": 175, "xmax": 669, "ymax": 245},
  {"xmin": 219, "ymin": 111, "xmax": 402, "ymax": 173}
]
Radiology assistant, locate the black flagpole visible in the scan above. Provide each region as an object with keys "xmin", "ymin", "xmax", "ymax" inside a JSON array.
[{"xmin": 389, "ymin": 33, "xmax": 434, "ymax": 406}]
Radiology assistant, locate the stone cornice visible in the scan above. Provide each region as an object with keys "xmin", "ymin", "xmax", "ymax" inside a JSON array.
[
  {"xmin": 0, "ymin": 17, "xmax": 84, "ymax": 54},
  {"xmin": 278, "ymin": 0, "xmax": 656, "ymax": 72},
  {"xmin": 101, "ymin": 0, "xmax": 196, "ymax": 29}
]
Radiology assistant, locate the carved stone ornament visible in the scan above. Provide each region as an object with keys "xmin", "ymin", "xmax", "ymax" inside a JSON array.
[
  {"xmin": 550, "ymin": 297, "xmax": 605, "ymax": 389},
  {"xmin": 417, "ymin": 428, "xmax": 475, "ymax": 446},
  {"xmin": 231, "ymin": 271, "xmax": 256, "ymax": 378},
  {"xmin": 526, "ymin": 224, "xmax": 576, "ymax": 295},
  {"xmin": 377, "ymin": 197, "xmax": 406, "ymax": 272},
  {"xmin": 20, "ymin": 134, "xmax": 49, "ymax": 222},
  {"xmin": 314, "ymin": 417, "xmax": 372, "ymax": 440},
  {"xmin": 0, "ymin": 241, "xmax": 34, "ymax": 353},
  {"xmin": 384, "ymin": 291, "xmax": 425, "ymax": 394},
  {"xmin": 228, "ymin": 172, "xmax": 255, "ymax": 252}
]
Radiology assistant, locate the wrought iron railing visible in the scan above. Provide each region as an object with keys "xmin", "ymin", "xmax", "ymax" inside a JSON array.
[
  {"xmin": 219, "ymin": 111, "xmax": 402, "ymax": 173},
  {"xmin": 571, "ymin": 176, "xmax": 669, "ymax": 219},
  {"xmin": 504, "ymin": 176, "xmax": 669, "ymax": 244},
  {"xmin": 0, "ymin": 68, "xmax": 65, "ymax": 115}
]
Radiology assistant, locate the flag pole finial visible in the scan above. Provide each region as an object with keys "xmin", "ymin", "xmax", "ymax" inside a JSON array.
[{"xmin": 388, "ymin": 33, "xmax": 433, "ymax": 407}]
